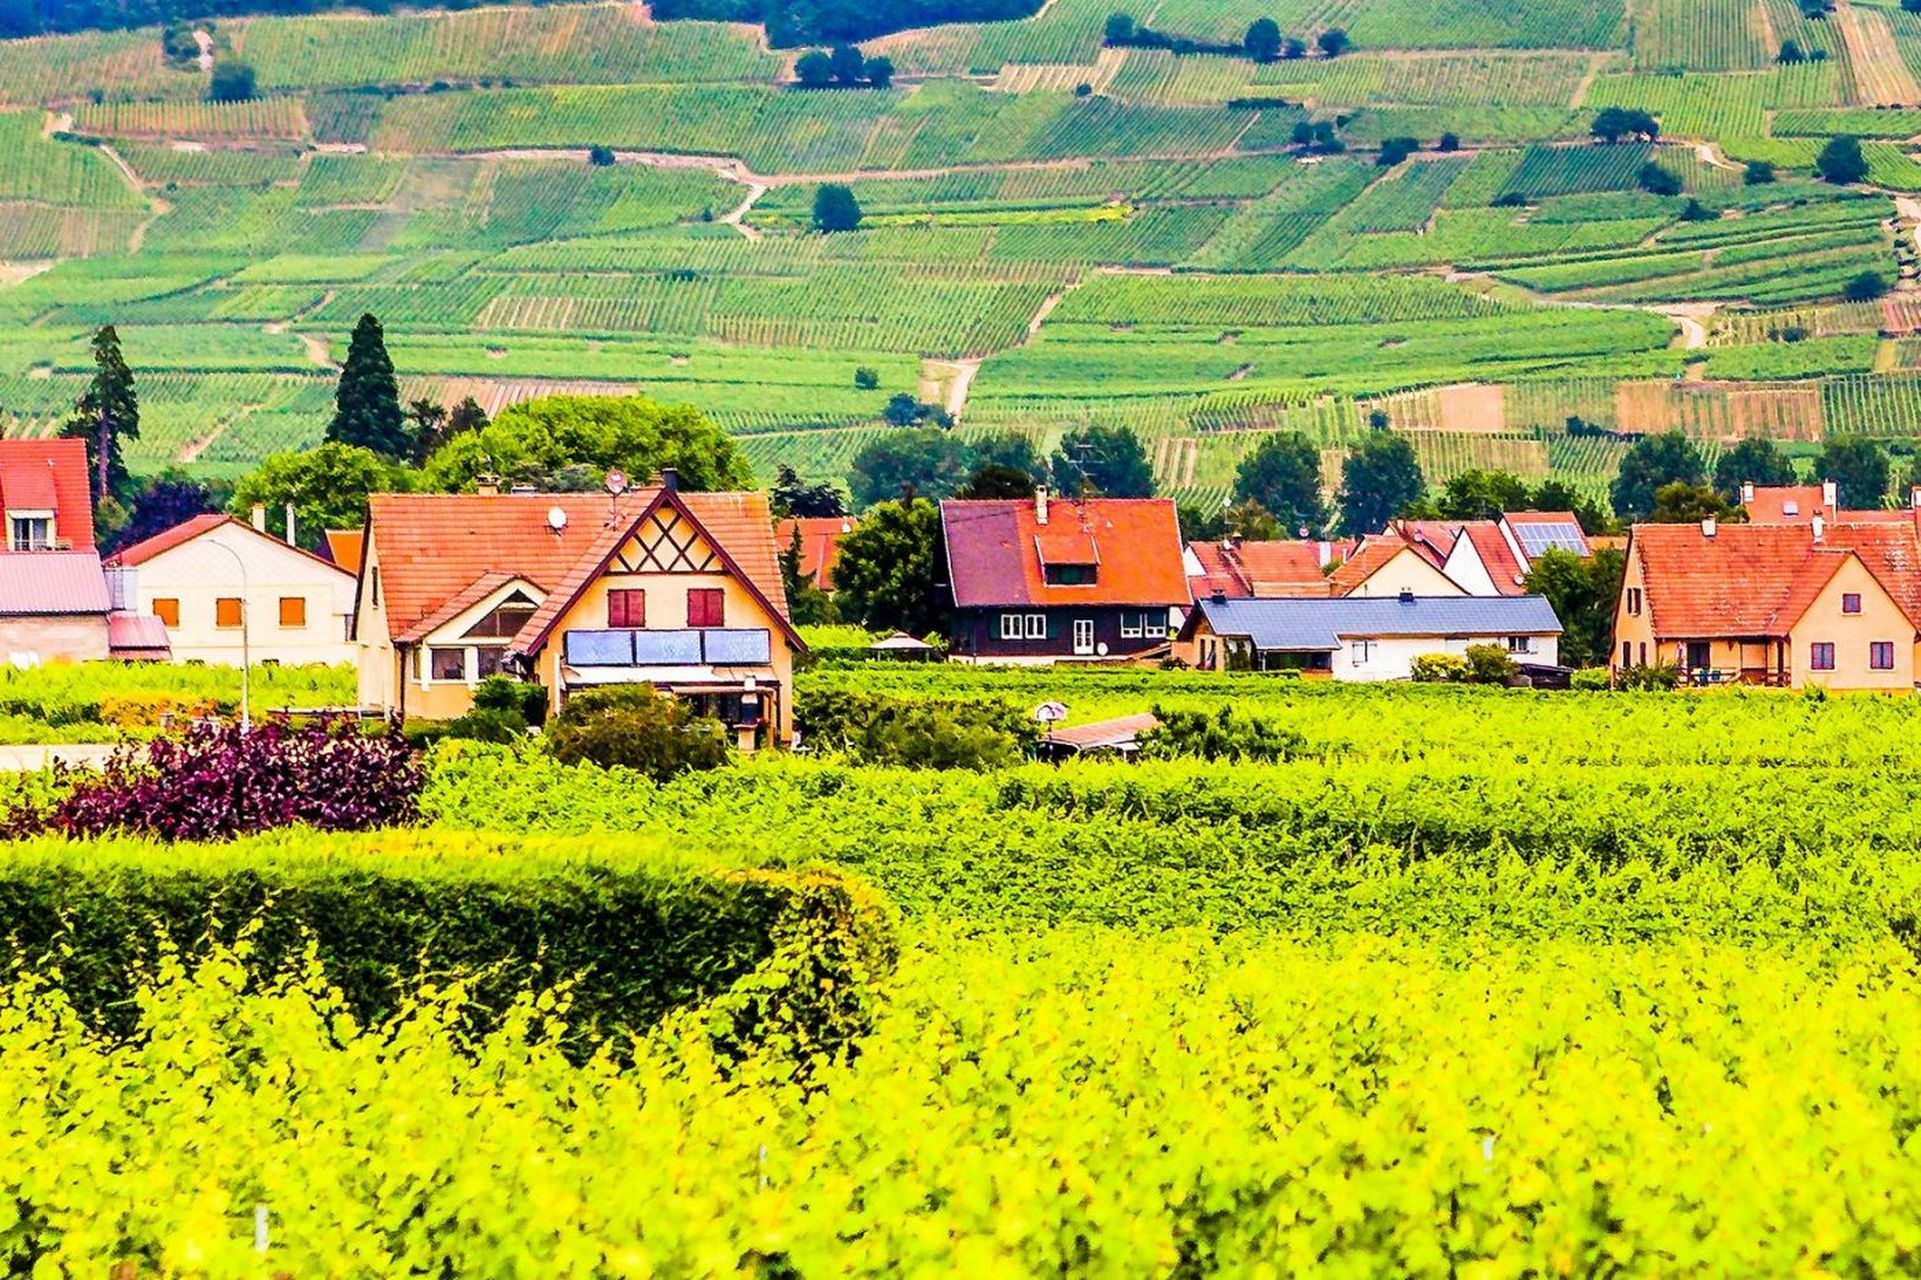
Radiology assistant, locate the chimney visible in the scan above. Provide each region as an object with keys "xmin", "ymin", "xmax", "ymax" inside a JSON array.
[
  {"xmin": 1812, "ymin": 515, "xmax": 1825, "ymax": 543},
  {"xmin": 508, "ymin": 483, "xmax": 538, "ymax": 496},
  {"xmin": 1910, "ymin": 485, "xmax": 1920, "ymax": 511},
  {"xmin": 284, "ymin": 502, "xmax": 296, "ymax": 548},
  {"xmin": 1822, "ymin": 478, "xmax": 1838, "ymax": 510},
  {"xmin": 476, "ymin": 474, "xmax": 499, "ymax": 497},
  {"xmin": 1701, "ymin": 517, "xmax": 1716, "ymax": 538},
  {"xmin": 250, "ymin": 503, "xmax": 267, "ymax": 532},
  {"xmin": 1210, "ymin": 588, "xmax": 1227, "ymax": 603},
  {"xmin": 1740, "ymin": 480, "xmax": 1754, "ymax": 504},
  {"xmin": 1035, "ymin": 485, "xmax": 1049, "ymax": 526},
  {"xmin": 659, "ymin": 467, "xmax": 679, "ymax": 494},
  {"xmin": 1317, "ymin": 539, "xmax": 1332, "ymax": 567},
  {"xmin": 1398, "ymin": 587, "xmax": 1414, "ymax": 605}
]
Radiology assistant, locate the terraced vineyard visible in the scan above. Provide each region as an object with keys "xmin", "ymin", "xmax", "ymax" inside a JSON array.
[{"xmin": 5, "ymin": 0, "xmax": 1921, "ymax": 504}]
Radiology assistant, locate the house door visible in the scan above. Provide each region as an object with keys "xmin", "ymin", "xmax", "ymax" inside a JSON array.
[
  {"xmin": 1073, "ymin": 619, "xmax": 1095, "ymax": 655},
  {"xmin": 1685, "ymin": 641, "xmax": 1710, "ymax": 671}
]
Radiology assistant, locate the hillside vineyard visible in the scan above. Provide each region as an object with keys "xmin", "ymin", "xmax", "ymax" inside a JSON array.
[{"xmin": 8, "ymin": 0, "xmax": 1921, "ymax": 501}]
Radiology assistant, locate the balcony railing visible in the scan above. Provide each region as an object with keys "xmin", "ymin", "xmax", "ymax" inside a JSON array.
[{"xmin": 563, "ymin": 627, "xmax": 772, "ymax": 668}]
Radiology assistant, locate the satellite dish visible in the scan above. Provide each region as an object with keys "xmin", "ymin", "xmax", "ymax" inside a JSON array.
[
  {"xmin": 1033, "ymin": 701, "xmax": 1068, "ymax": 725},
  {"xmin": 1097, "ymin": 642, "xmax": 1109, "ymax": 656},
  {"xmin": 546, "ymin": 506, "xmax": 568, "ymax": 533},
  {"xmin": 605, "ymin": 469, "xmax": 629, "ymax": 495}
]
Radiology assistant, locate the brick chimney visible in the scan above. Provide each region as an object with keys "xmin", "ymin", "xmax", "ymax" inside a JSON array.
[
  {"xmin": 250, "ymin": 503, "xmax": 267, "ymax": 532},
  {"xmin": 1740, "ymin": 480, "xmax": 1754, "ymax": 504},
  {"xmin": 1035, "ymin": 485, "xmax": 1049, "ymax": 526},
  {"xmin": 1701, "ymin": 517, "xmax": 1716, "ymax": 538},
  {"xmin": 1822, "ymin": 478, "xmax": 1838, "ymax": 510}
]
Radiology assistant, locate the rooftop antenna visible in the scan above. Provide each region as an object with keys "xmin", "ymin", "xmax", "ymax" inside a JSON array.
[{"xmin": 604, "ymin": 467, "xmax": 629, "ymax": 525}]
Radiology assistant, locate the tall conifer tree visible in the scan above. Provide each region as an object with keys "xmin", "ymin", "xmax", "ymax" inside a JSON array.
[
  {"xmin": 61, "ymin": 324, "xmax": 139, "ymax": 505},
  {"xmin": 328, "ymin": 313, "xmax": 408, "ymax": 459}
]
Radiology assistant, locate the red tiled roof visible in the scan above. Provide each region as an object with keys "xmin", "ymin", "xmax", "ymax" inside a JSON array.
[
  {"xmin": 1324, "ymin": 536, "xmax": 1409, "ymax": 595},
  {"xmin": 1461, "ymin": 523, "xmax": 1529, "ymax": 595},
  {"xmin": 107, "ymin": 513, "xmax": 228, "ymax": 567},
  {"xmin": 0, "ymin": 439, "xmax": 93, "ymax": 552},
  {"xmin": 1187, "ymin": 540, "xmax": 1330, "ymax": 598},
  {"xmin": 107, "ymin": 611, "xmax": 170, "ymax": 658},
  {"xmin": 941, "ymin": 497, "xmax": 1188, "ymax": 609},
  {"xmin": 1392, "ymin": 520, "xmax": 1464, "ymax": 569},
  {"xmin": 395, "ymin": 571, "xmax": 521, "ymax": 645},
  {"xmin": 775, "ymin": 516, "xmax": 855, "ymax": 590},
  {"xmin": 0, "ymin": 551, "xmax": 109, "ymax": 615},
  {"xmin": 367, "ymin": 488, "xmax": 795, "ymax": 652},
  {"xmin": 325, "ymin": 529, "xmax": 365, "ymax": 576},
  {"xmin": 1741, "ymin": 486, "xmax": 1829, "ymax": 524},
  {"xmin": 107, "ymin": 513, "xmax": 356, "ymax": 577},
  {"xmin": 1631, "ymin": 521, "xmax": 1921, "ymax": 638}
]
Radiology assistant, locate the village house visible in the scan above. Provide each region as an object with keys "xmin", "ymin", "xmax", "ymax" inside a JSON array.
[
  {"xmin": 1612, "ymin": 517, "xmax": 1921, "ymax": 689},
  {"xmin": 105, "ymin": 509, "xmax": 357, "ymax": 667},
  {"xmin": 0, "ymin": 439, "xmax": 166, "ymax": 665},
  {"xmin": 354, "ymin": 473, "xmax": 803, "ymax": 747},
  {"xmin": 1739, "ymin": 479, "xmax": 1920, "ymax": 525},
  {"xmin": 941, "ymin": 490, "xmax": 1189, "ymax": 663},
  {"xmin": 775, "ymin": 515, "xmax": 855, "ymax": 591},
  {"xmin": 1177, "ymin": 593, "xmax": 1563, "ymax": 679}
]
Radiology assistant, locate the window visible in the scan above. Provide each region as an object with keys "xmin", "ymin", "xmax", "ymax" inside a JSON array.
[
  {"xmin": 476, "ymin": 647, "xmax": 508, "ymax": 678},
  {"xmin": 214, "ymin": 597, "xmax": 242, "ymax": 629},
  {"xmin": 687, "ymin": 588, "xmax": 725, "ymax": 628},
  {"xmin": 1872, "ymin": 641, "xmax": 1895, "ymax": 671},
  {"xmin": 8, "ymin": 516, "xmax": 50, "ymax": 551},
  {"xmin": 278, "ymin": 596, "xmax": 305, "ymax": 628},
  {"xmin": 1143, "ymin": 613, "xmax": 1167, "ymax": 639},
  {"xmin": 1506, "ymin": 635, "xmax": 1533, "ymax": 654},
  {"xmin": 1843, "ymin": 593, "xmax": 1862, "ymax": 615},
  {"xmin": 465, "ymin": 593, "xmax": 538, "ymax": 639},
  {"xmin": 1626, "ymin": 588, "xmax": 1642, "ymax": 616},
  {"xmin": 1024, "ymin": 613, "xmax": 1046, "ymax": 640},
  {"xmin": 1811, "ymin": 642, "xmax": 1835, "ymax": 672},
  {"xmin": 1043, "ymin": 563, "xmax": 1096, "ymax": 586},
  {"xmin": 152, "ymin": 598, "xmax": 180, "ymax": 628},
  {"xmin": 430, "ymin": 647, "xmax": 467, "ymax": 681},
  {"xmin": 608, "ymin": 589, "xmax": 646, "ymax": 629},
  {"xmin": 1120, "ymin": 613, "xmax": 1144, "ymax": 639},
  {"xmin": 370, "ymin": 567, "xmax": 381, "ymax": 608},
  {"xmin": 1638, "ymin": 642, "xmax": 1647, "ymax": 666},
  {"xmin": 1353, "ymin": 639, "xmax": 1372, "ymax": 666},
  {"xmin": 1000, "ymin": 613, "xmax": 1023, "ymax": 641},
  {"xmin": 1621, "ymin": 640, "xmax": 1632, "ymax": 668}
]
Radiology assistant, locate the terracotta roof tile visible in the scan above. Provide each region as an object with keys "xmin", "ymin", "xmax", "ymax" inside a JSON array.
[
  {"xmin": 1632, "ymin": 521, "xmax": 1921, "ymax": 638},
  {"xmin": 0, "ymin": 439, "xmax": 93, "ymax": 552},
  {"xmin": 1324, "ymin": 536, "xmax": 1407, "ymax": 595},
  {"xmin": 1186, "ymin": 540, "xmax": 1329, "ymax": 598},
  {"xmin": 1462, "ymin": 524, "xmax": 1529, "ymax": 595},
  {"xmin": 775, "ymin": 517, "xmax": 854, "ymax": 589},
  {"xmin": 367, "ymin": 489, "xmax": 792, "ymax": 651},
  {"xmin": 107, "ymin": 513, "xmax": 228, "ymax": 567},
  {"xmin": 941, "ymin": 497, "xmax": 1188, "ymax": 608}
]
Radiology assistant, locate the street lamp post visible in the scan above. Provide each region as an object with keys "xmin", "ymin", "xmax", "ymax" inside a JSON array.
[{"xmin": 206, "ymin": 537, "xmax": 251, "ymax": 732}]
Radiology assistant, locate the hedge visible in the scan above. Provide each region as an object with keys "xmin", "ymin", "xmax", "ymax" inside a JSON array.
[{"xmin": 0, "ymin": 831, "xmax": 896, "ymax": 1064}]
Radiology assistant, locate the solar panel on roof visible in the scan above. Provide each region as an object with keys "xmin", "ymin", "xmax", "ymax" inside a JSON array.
[{"xmin": 1514, "ymin": 521, "xmax": 1585, "ymax": 557}]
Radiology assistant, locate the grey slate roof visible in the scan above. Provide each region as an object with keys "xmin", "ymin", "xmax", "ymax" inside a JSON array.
[{"xmin": 1189, "ymin": 594, "xmax": 1563, "ymax": 651}]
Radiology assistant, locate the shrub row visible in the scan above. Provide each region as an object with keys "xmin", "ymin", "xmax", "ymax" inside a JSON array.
[{"xmin": 0, "ymin": 830, "xmax": 895, "ymax": 1063}]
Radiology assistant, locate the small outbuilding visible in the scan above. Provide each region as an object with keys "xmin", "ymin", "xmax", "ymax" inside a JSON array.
[{"xmin": 1178, "ymin": 592, "xmax": 1562, "ymax": 679}]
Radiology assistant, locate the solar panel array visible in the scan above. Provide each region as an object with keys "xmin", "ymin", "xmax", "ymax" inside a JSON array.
[{"xmin": 1513, "ymin": 520, "xmax": 1586, "ymax": 558}]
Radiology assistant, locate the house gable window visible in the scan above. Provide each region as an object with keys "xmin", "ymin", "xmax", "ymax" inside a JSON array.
[
  {"xmin": 1810, "ymin": 641, "xmax": 1835, "ymax": 671},
  {"xmin": 1843, "ymin": 593, "xmax": 1862, "ymax": 615},
  {"xmin": 687, "ymin": 588, "xmax": 725, "ymax": 628},
  {"xmin": 608, "ymin": 588, "xmax": 646, "ymax": 629},
  {"xmin": 1871, "ymin": 640, "xmax": 1895, "ymax": 670},
  {"xmin": 1626, "ymin": 587, "xmax": 1643, "ymax": 616},
  {"xmin": 8, "ymin": 514, "xmax": 51, "ymax": 551},
  {"xmin": 152, "ymin": 598, "xmax": 180, "ymax": 627},
  {"xmin": 464, "ymin": 591, "xmax": 538, "ymax": 640},
  {"xmin": 1043, "ymin": 563, "xmax": 1096, "ymax": 586}
]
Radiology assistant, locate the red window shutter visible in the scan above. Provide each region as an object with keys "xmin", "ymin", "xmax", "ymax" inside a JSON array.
[
  {"xmin": 688, "ymin": 588, "xmax": 724, "ymax": 627},
  {"xmin": 609, "ymin": 589, "xmax": 645, "ymax": 628}
]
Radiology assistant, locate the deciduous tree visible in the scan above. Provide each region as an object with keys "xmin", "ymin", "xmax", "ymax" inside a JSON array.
[
  {"xmin": 1337, "ymin": 430, "xmax": 1424, "ymax": 534},
  {"xmin": 1815, "ymin": 435, "xmax": 1890, "ymax": 508},
  {"xmin": 1050, "ymin": 424, "xmax": 1155, "ymax": 497},
  {"xmin": 1243, "ymin": 17, "xmax": 1281, "ymax": 62},
  {"xmin": 831, "ymin": 496, "xmax": 950, "ymax": 635},
  {"xmin": 1524, "ymin": 546, "xmax": 1626, "ymax": 669},
  {"xmin": 1611, "ymin": 431, "xmax": 1705, "ymax": 520},
  {"xmin": 1234, "ymin": 432, "xmax": 1326, "ymax": 533},
  {"xmin": 812, "ymin": 182, "xmax": 863, "ymax": 232},
  {"xmin": 1714, "ymin": 435, "xmax": 1797, "ymax": 503},
  {"xmin": 421, "ymin": 394, "xmax": 750, "ymax": 493},
  {"xmin": 230, "ymin": 442, "xmax": 407, "ymax": 550}
]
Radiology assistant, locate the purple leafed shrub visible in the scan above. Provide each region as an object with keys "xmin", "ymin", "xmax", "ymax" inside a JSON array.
[{"xmin": 6, "ymin": 720, "xmax": 423, "ymax": 841}]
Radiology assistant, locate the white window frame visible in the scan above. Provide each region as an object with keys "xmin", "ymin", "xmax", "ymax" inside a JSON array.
[
  {"xmin": 1000, "ymin": 612, "xmax": 1023, "ymax": 641},
  {"xmin": 7, "ymin": 512, "xmax": 51, "ymax": 551},
  {"xmin": 1025, "ymin": 613, "xmax": 1046, "ymax": 640},
  {"xmin": 1120, "ymin": 613, "xmax": 1144, "ymax": 639},
  {"xmin": 1072, "ymin": 618, "xmax": 1095, "ymax": 655},
  {"xmin": 1506, "ymin": 635, "xmax": 1534, "ymax": 654},
  {"xmin": 1352, "ymin": 638, "xmax": 1372, "ymax": 666},
  {"xmin": 1143, "ymin": 613, "xmax": 1167, "ymax": 639}
]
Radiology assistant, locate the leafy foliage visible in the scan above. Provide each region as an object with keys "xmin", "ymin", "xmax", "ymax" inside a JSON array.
[
  {"xmin": 1612, "ymin": 430, "xmax": 1706, "ymax": 520},
  {"xmin": 1139, "ymin": 704, "xmax": 1307, "ymax": 761},
  {"xmin": 812, "ymin": 182, "xmax": 863, "ymax": 233},
  {"xmin": 229, "ymin": 442, "xmax": 407, "ymax": 550},
  {"xmin": 1814, "ymin": 435, "xmax": 1890, "ymax": 508},
  {"xmin": 830, "ymin": 496, "xmax": 950, "ymax": 635},
  {"xmin": 422, "ymin": 395, "xmax": 751, "ymax": 494},
  {"xmin": 1338, "ymin": 429, "xmax": 1424, "ymax": 534},
  {"xmin": 797, "ymin": 687, "xmax": 1035, "ymax": 767},
  {"xmin": 1524, "ymin": 546, "xmax": 1625, "ymax": 668},
  {"xmin": 1050, "ymin": 424, "xmax": 1154, "ymax": 498},
  {"xmin": 544, "ymin": 685, "xmax": 733, "ymax": 782},
  {"xmin": 60, "ymin": 323, "xmax": 139, "ymax": 506},
  {"xmin": 1233, "ymin": 431, "xmax": 1326, "ymax": 534}
]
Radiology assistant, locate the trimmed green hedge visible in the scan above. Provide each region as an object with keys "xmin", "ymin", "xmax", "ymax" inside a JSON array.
[{"xmin": 0, "ymin": 831, "xmax": 895, "ymax": 1063}]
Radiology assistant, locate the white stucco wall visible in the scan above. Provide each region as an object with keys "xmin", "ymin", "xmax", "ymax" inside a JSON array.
[
  {"xmin": 129, "ymin": 524, "xmax": 356, "ymax": 667},
  {"xmin": 1333, "ymin": 632, "xmax": 1559, "ymax": 682}
]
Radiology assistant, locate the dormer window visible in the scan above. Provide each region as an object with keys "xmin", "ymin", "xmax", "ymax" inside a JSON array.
[
  {"xmin": 1044, "ymin": 563, "xmax": 1097, "ymax": 586},
  {"xmin": 463, "ymin": 591, "xmax": 538, "ymax": 640},
  {"xmin": 7, "ymin": 512, "xmax": 52, "ymax": 551}
]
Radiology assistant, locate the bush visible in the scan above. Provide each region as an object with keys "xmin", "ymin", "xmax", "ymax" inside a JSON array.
[
  {"xmin": 1410, "ymin": 653, "xmax": 1473, "ymax": 683},
  {"xmin": 1463, "ymin": 643, "xmax": 1520, "ymax": 685},
  {"xmin": 812, "ymin": 182, "xmax": 862, "ymax": 232},
  {"xmin": 1438, "ymin": 131, "xmax": 1460, "ymax": 152},
  {"xmin": 1619, "ymin": 662, "xmax": 1680, "ymax": 691},
  {"xmin": 796, "ymin": 688, "xmax": 1036, "ymax": 768},
  {"xmin": 1571, "ymin": 668, "xmax": 1612, "ymax": 691},
  {"xmin": 1638, "ymin": 161, "xmax": 1682, "ymax": 196},
  {"xmin": 854, "ymin": 365, "xmax": 879, "ymax": 389},
  {"xmin": 1844, "ymin": 270, "xmax": 1889, "ymax": 302},
  {"xmin": 1139, "ymin": 705, "xmax": 1309, "ymax": 761},
  {"xmin": 1745, "ymin": 159, "xmax": 1776, "ymax": 185},
  {"xmin": 3, "ymin": 720, "xmax": 422, "ymax": 840},
  {"xmin": 207, "ymin": 58, "xmax": 254, "ymax": 102},
  {"xmin": 587, "ymin": 144, "xmax": 615, "ymax": 166},
  {"xmin": 1377, "ymin": 135, "xmax": 1420, "ymax": 166},
  {"xmin": 546, "ymin": 685, "xmax": 732, "ymax": 781},
  {"xmin": 0, "ymin": 830, "xmax": 895, "ymax": 1065}
]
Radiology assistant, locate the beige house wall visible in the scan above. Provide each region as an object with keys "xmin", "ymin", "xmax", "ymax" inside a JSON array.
[
  {"xmin": 1788, "ymin": 559, "xmax": 1914, "ymax": 691},
  {"xmin": 130, "ymin": 525, "xmax": 356, "ymax": 667},
  {"xmin": 1341, "ymin": 548, "xmax": 1465, "ymax": 598},
  {"xmin": 0, "ymin": 615, "xmax": 110, "ymax": 664}
]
